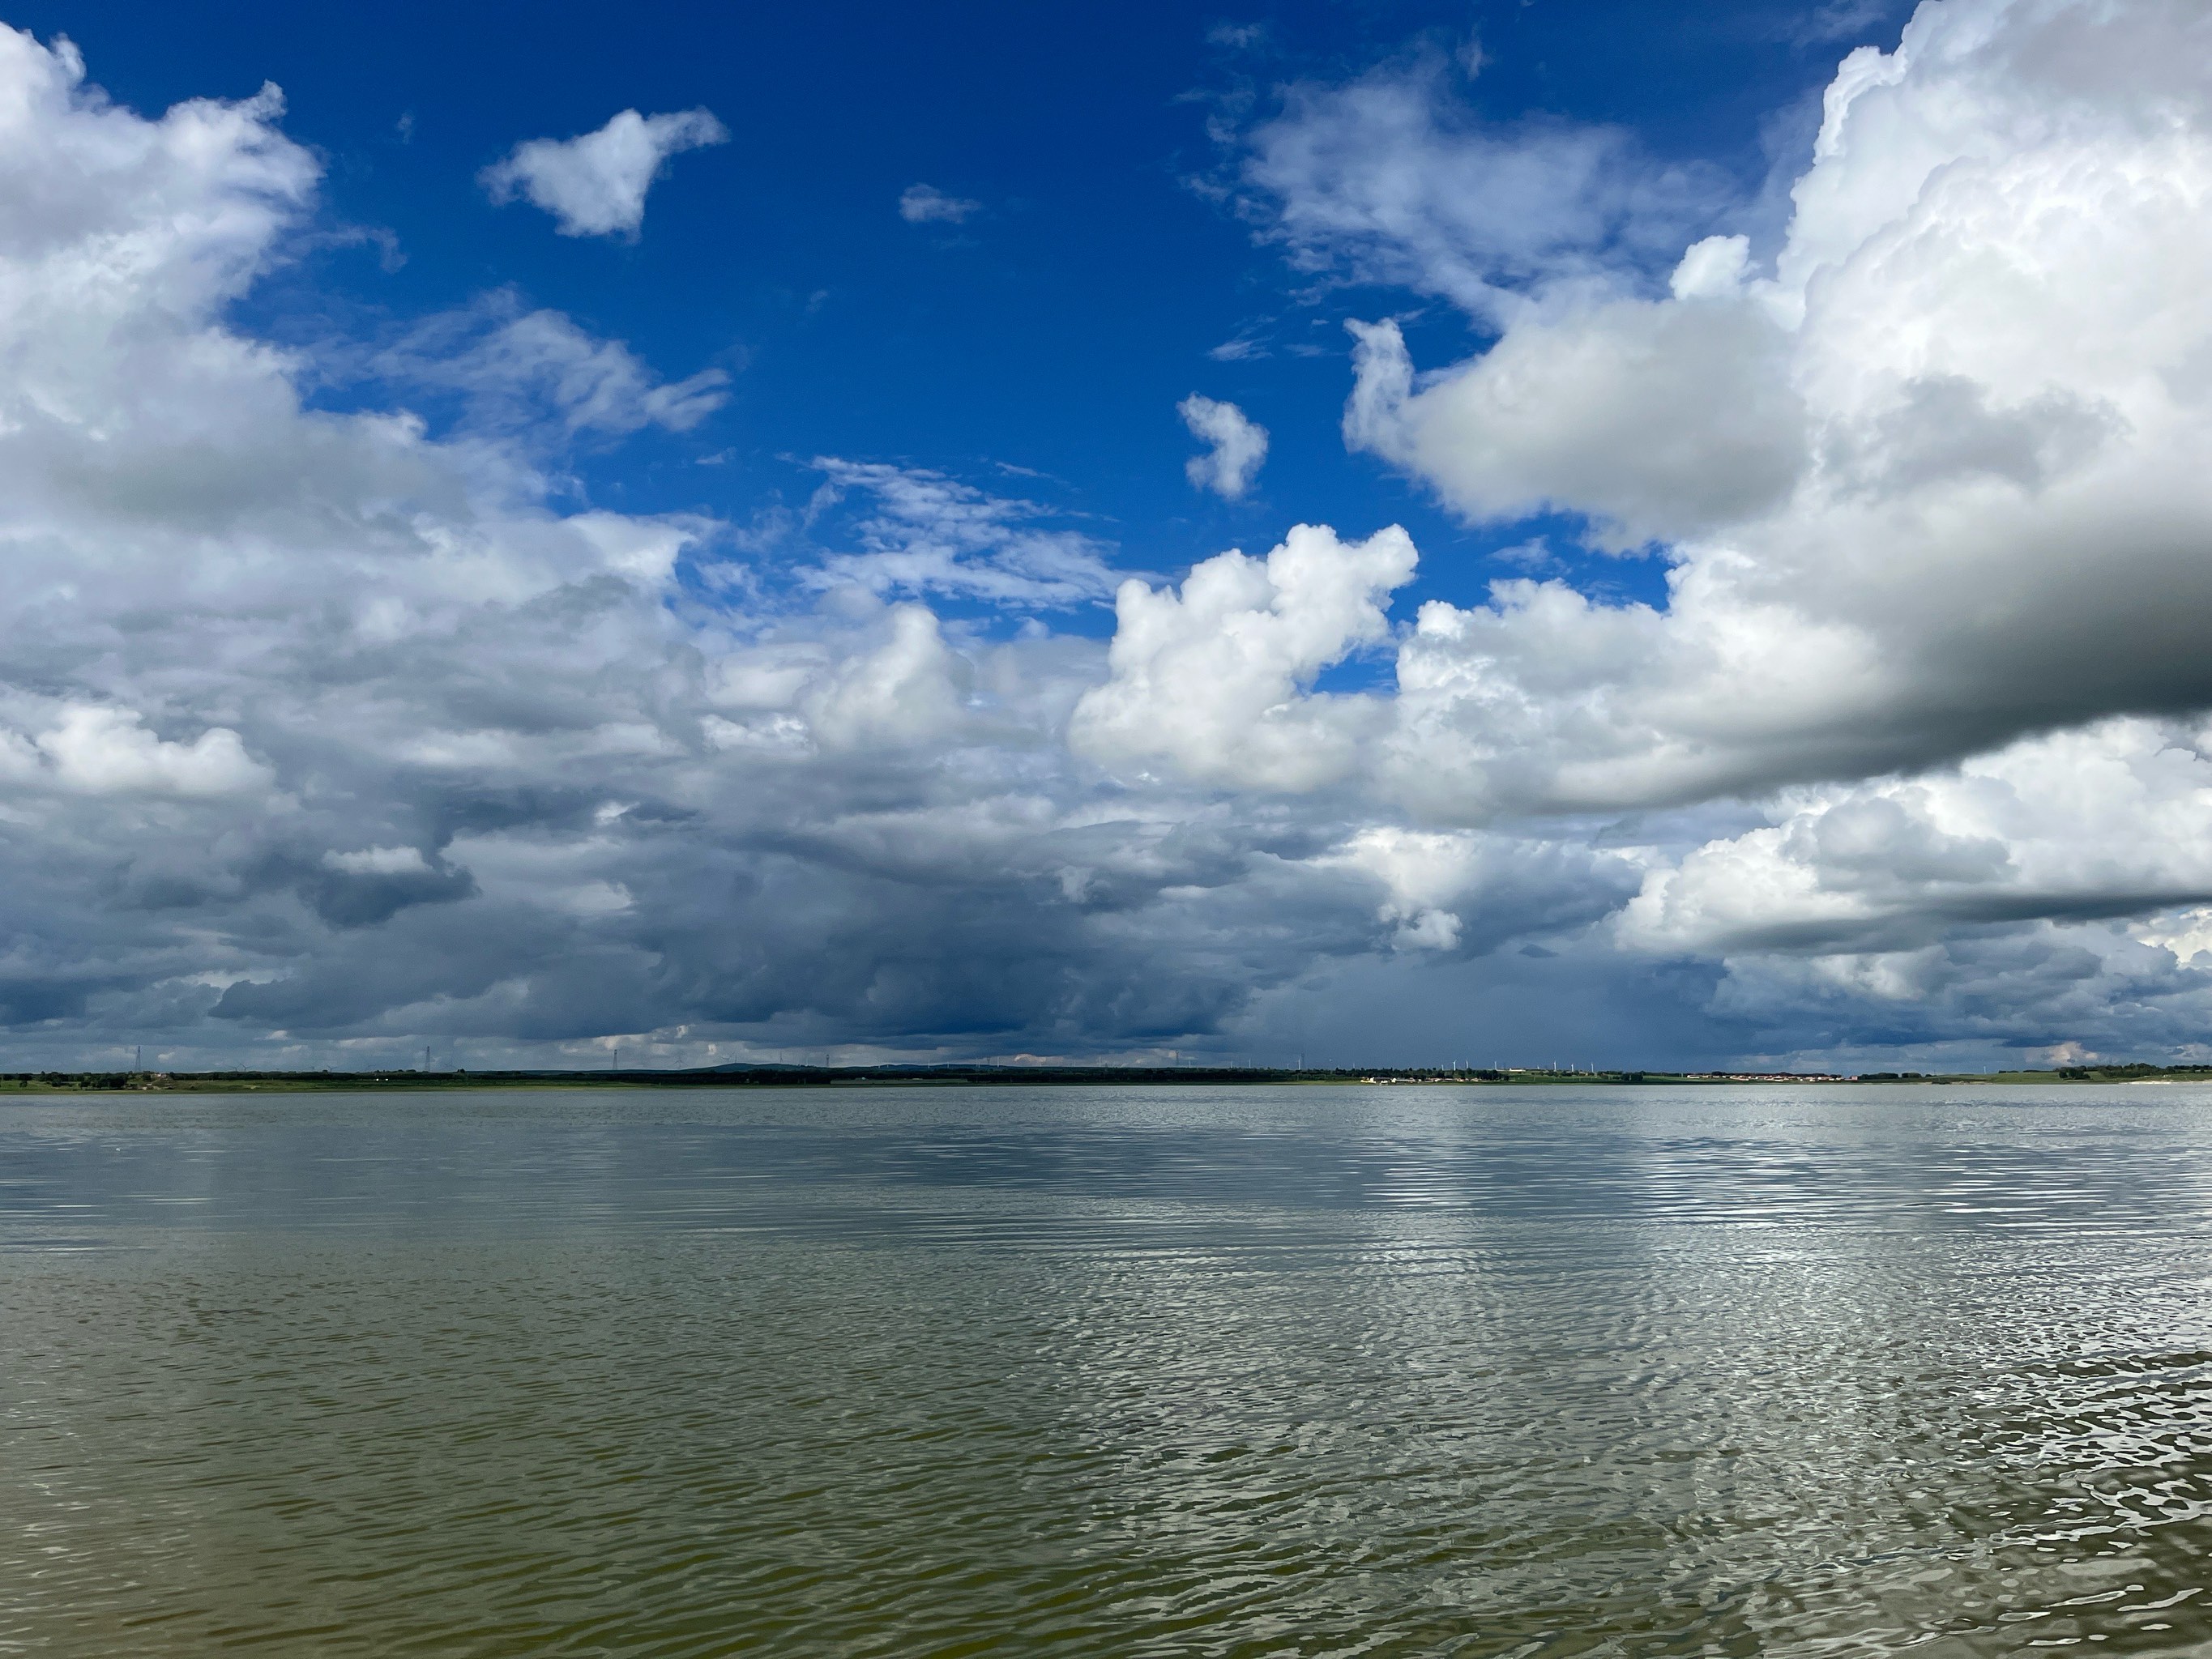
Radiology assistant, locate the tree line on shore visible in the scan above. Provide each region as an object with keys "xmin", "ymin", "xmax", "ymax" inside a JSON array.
[{"xmin": 3, "ymin": 1060, "xmax": 2210, "ymax": 1091}]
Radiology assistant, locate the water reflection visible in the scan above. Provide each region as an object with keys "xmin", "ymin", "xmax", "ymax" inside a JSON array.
[{"xmin": 5, "ymin": 1085, "xmax": 2212, "ymax": 1653}]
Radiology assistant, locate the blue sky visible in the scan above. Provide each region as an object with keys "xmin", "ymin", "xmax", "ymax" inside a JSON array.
[
  {"xmin": 21, "ymin": 0, "xmax": 1911, "ymax": 629},
  {"xmin": 6, "ymin": 0, "xmax": 2212, "ymax": 1073}
]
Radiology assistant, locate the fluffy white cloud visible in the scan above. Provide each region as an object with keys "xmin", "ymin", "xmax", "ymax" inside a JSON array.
[
  {"xmin": 1621, "ymin": 719, "xmax": 2212, "ymax": 957},
  {"xmin": 899, "ymin": 184, "xmax": 980, "ymax": 224},
  {"xmin": 803, "ymin": 605, "xmax": 976, "ymax": 753},
  {"xmin": 1323, "ymin": 827, "xmax": 1480, "ymax": 950},
  {"xmin": 1179, "ymin": 394, "xmax": 1269, "ymax": 499},
  {"xmin": 1180, "ymin": 0, "xmax": 2212, "ymax": 836},
  {"xmin": 1319, "ymin": 825, "xmax": 1642, "ymax": 955},
  {"xmin": 481, "ymin": 108, "xmax": 727, "ymax": 239},
  {"xmin": 1343, "ymin": 301, "xmax": 1803, "ymax": 547},
  {"xmin": 1071, "ymin": 525, "xmax": 1415, "ymax": 791},
  {"xmin": 43, "ymin": 709, "xmax": 269, "ymax": 796},
  {"xmin": 0, "ymin": 706, "xmax": 273, "ymax": 796}
]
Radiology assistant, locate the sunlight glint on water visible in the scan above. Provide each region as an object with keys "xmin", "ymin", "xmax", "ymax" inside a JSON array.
[{"xmin": 6, "ymin": 1084, "xmax": 2212, "ymax": 1655}]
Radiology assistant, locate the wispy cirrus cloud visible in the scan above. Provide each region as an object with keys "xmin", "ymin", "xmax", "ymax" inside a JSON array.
[
  {"xmin": 369, "ymin": 289, "xmax": 729, "ymax": 443},
  {"xmin": 797, "ymin": 458, "xmax": 1125, "ymax": 609},
  {"xmin": 1225, "ymin": 53, "xmax": 1734, "ymax": 322}
]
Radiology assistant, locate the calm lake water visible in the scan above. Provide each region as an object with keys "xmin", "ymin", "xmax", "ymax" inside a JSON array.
[{"xmin": 6, "ymin": 1084, "xmax": 2212, "ymax": 1656}]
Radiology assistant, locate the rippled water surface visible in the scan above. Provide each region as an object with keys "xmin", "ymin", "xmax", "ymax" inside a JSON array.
[{"xmin": 8, "ymin": 1084, "xmax": 2212, "ymax": 1655}]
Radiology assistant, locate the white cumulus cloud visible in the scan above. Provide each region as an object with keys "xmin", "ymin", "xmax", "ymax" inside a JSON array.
[
  {"xmin": 481, "ymin": 108, "xmax": 727, "ymax": 239},
  {"xmin": 1071, "ymin": 524, "xmax": 1415, "ymax": 791},
  {"xmin": 29, "ymin": 707, "xmax": 272, "ymax": 797},
  {"xmin": 1178, "ymin": 0, "xmax": 2212, "ymax": 834},
  {"xmin": 1179, "ymin": 394, "xmax": 1270, "ymax": 499}
]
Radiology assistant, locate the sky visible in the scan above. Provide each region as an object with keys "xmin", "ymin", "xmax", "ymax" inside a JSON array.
[{"xmin": 6, "ymin": 0, "xmax": 2212, "ymax": 1072}]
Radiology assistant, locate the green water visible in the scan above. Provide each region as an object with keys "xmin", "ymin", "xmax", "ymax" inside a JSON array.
[{"xmin": 6, "ymin": 1085, "xmax": 2212, "ymax": 1654}]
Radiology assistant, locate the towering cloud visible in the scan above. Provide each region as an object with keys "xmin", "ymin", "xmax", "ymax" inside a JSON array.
[
  {"xmin": 1179, "ymin": 0, "xmax": 2212, "ymax": 1060},
  {"xmin": 1072, "ymin": 525, "xmax": 1414, "ymax": 791},
  {"xmin": 1189, "ymin": 0, "xmax": 2212, "ymax": 824}
]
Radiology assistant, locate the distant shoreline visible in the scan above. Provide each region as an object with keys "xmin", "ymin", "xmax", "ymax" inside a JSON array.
[{"xmin": 0, "ymin": 1063, "xmax": 2202, "ymax": 1094}]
